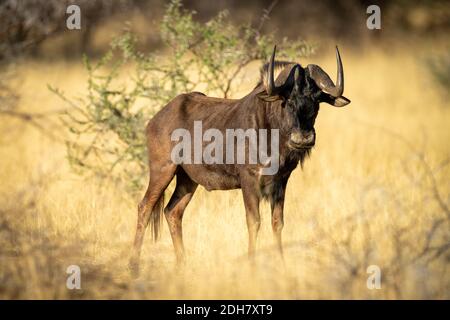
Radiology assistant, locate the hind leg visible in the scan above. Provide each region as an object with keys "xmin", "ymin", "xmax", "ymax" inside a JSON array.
[
  {"xmin": 164, "ymin": 169, "xmax": 198, "ymax": 265},
  {"xmin": 129, "ymin": 162, "xmax": 176, "ymax": 275}
]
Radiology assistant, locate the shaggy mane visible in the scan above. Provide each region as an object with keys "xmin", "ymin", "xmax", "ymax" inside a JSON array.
[{"xmin": 256, "ymin": 60, "xmax": 297, "ymax": 89}]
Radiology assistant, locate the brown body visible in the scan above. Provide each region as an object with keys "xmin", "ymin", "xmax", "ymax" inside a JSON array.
[{"xmin": 129, "ymin": 46, "xmax": 350, "ymax": 273}]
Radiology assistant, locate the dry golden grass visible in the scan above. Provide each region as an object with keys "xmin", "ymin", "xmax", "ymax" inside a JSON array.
[{"xmin": 0, "ymin": 44, "xmax": 449, "ymax": 299}]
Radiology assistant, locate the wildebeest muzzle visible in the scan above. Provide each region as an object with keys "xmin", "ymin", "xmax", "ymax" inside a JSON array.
[{"xmin": 289, "ymin": 128, "xmax": 315, "ymax": 149}]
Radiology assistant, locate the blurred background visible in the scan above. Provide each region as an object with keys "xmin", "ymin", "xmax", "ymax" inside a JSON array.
[
  {"xmin": 0, "ymin": 0, "xmax": 449, "ymax": 299},
  {"xmin": 1, "ymin": 0, "xmax": 449, "ymax": 59}
]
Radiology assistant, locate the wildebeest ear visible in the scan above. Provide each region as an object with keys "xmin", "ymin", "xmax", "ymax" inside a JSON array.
[
  {"xmin": 332, "ymin": 96, "xmax": 351, "ymax": 107},
  {"xmin": 257, "ymin": 92, "xmax": 284, "ymax": 102},
  {"xmin": 322, "ymin": 94, "xmax": 351, "ymax": 107}
]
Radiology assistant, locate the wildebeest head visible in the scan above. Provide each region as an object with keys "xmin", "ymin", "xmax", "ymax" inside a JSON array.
[{"xmin": 258, "ymin": 46, "xmax": 351, "ymax": 150}]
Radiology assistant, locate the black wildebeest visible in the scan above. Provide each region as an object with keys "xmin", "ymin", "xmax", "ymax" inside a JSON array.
[{"xmin": 130, "ymin": 45, "xmax": 350, "ymax": 273}]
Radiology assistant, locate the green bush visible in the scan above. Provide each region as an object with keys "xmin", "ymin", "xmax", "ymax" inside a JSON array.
[
  {"xmin": 52, "ymin": 0, "xmax": 315, "ymax": 194},
  {"xmin": 426, "ymin": 50, "xmax": 450, "ymax": 96}
]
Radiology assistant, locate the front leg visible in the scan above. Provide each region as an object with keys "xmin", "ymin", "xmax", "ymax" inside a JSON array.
[
  {"xmin": 240, "ymin": 172, "xmax": 261, "ymax": 259},
  {"xmin": 270, "ymin": 179, "xmax": 288, "ymax": 257}
]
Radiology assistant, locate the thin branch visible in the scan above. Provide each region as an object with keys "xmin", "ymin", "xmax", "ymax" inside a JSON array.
[{"xmin": 255, "ymin": 0, "xmax": 279, "ymax": 38}]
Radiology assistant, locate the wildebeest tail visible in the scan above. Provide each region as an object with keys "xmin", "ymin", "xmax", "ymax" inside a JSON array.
[{"xmin": 150, "ymin": 193, "xmax": 164, "ymax": 242}]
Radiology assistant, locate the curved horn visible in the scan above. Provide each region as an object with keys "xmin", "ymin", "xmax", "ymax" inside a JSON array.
[
  {"xmin": 307, "ymin": 46, "xmax": 345, "ymax": 97},
  {"xmin": 334, "ymin": 46, "xmax": 344, "ymax": 96},
  {"xmin": 266, "ymin": 45, "xmax": 277, "ymax": 95}
]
